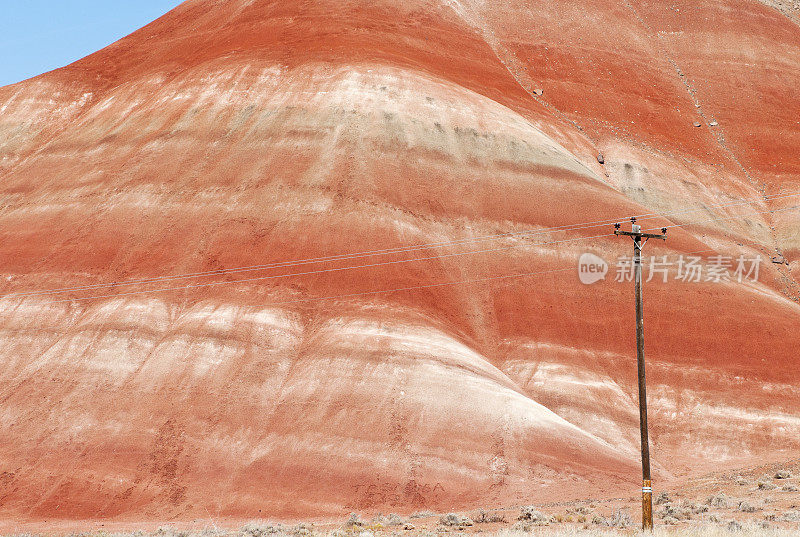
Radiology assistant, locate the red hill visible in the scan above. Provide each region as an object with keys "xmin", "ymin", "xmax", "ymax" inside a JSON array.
[{"xmin": 0, "ymin": 0, "xmax": 798, "ymax": 529}]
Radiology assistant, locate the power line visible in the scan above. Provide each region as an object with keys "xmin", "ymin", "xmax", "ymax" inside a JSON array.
[
  {"xmin": 30, "ymin": 231, "xmax": 620, "ymax": 304},
  {"xmin": 8, "ymin": 190, "xmax": 800, "ymax": 299},
  {"xmin": 14, "ymin": 203, "xmax": 799, "ymax": 306},
  {"xmin": 30, "ymin": 244, "xmax": 774, "ymax": 310},
  {"xmin": 10, "ymin": 204, "xmax": 800, "ymax": 304},
  {"xmin": 172, "ymin": 243, "xmax": 778, "ymax": 310}
]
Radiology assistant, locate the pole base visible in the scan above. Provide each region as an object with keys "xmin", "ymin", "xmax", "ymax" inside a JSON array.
[{"xmin": 642, "ymin": 479, "xmax": 653, "ymax": 531}]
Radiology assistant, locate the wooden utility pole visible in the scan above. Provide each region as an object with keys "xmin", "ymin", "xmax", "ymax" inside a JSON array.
[{"xmin": 614, "ymin": 217, "xmax": 667, "ymax": 532}]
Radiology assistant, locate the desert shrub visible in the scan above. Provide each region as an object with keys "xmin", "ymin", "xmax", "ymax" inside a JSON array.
[
  {"xmin": 240, "ymin": 523, "xmax": 283, "ymax": 537},
  {"xmin": 656, "ymin": 491, "xmax": 672, "ymax": 505},
  {"xmin": 707, "ymin": 493, "xmax": 729, "ymax": 508},
  {"xmin": 609, "ymin": 510, "xmax": 631, "ymax": 528},
  {"xmin": 774, "ymin": 469, "xmax": 792, "ymax": 479},
  {"xmin": 155, "ymin": 528, "xmax": 189, "ymax": 537},
  {"xmin": 758, "ymin": 480, "xmax": 776, "ymax": 490},
  {"xmin": 292, "ymin": 524, "xmax": 312, "ymax": 537},
  {"xmin": 737, "ymin": 501, "xmax": 757, "ymax": 513},
  {"xmin": 727, "ymin": 520, "xmax": 743, "ymax": 532},
  {"xmin": 345, "ymin": 514, "xmax": 363, "ymax": 528},
  {"xmin": 781, "ymin": 510, "xmax": 800, "ymax": 522},
  {"xmin": 586, "ymin": 511, "xmax": 630, "ymax": 528},
  {"xmin": 510, "ymin": 521, "xmax": 531, "ymax": 532},
  {"xmin": 439, "ymin": 513, "xmax": 472, "ymax": 527},
  {"xmin": 385, "ymin": 514, "xmax": 403, "ymax": 526},
  {"xmin": 369, "ymin": 514, "xmax": 386, "ymax": 527},
  {"xmin": 688, "ymin": 502, "xmax": 709, "ymax": 514},
  {"xmin": 517, "ymin": 506, "xmax": 550, "ymax": 526},
  {"xmin": 590, "ymin": 515, "xmax": 608, "ymax": 526},
  {"xmin": 473, "ymin": 509, "xmax": 506, "ymax": 523},
  {"xmin": 409, "ymin": 511, "xmax": 435, "ymax": 519},
  {"xmin": 658, "ymin": 504, "xmax": 693, "ymax": 520}
]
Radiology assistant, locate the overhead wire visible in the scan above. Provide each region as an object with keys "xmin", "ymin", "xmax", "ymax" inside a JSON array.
[
  {"xmin": 205, "ymin": 227, "xmax": 792, "ymax": 310},
  {"xmin": 7, "ymin": 190, "xmax": 800, "ymax": 299},
  {"xmin": 222, "ymin": 244, "xmax": 770, "ymax": 309},
  {"xmin": 15, "ymin": 202, "xmax": 799, "ymax": 306}
]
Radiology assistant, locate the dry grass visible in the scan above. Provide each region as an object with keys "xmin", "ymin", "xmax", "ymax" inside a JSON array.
[
  {"xmin": 6, "ymin": 522, "xmax": 800, "ymax": 537},
  {"xmin": 478, "ymin": 527, "xmax": 799, "ymax": 536}
]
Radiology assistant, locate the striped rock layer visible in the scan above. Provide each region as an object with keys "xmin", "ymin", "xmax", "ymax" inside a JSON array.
[{"xmin": 0, "ymin": 0, "xmax": 799, "ymax": 528}]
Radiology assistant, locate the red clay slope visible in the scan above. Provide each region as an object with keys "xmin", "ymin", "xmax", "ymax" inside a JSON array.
[{"xmin": 0, "ymin": 0, "xmax": 799, "ymax": 528}]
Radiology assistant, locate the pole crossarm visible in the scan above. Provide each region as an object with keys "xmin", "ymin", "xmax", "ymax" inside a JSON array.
[{"xmin": 614, "ymin": 230, "xmax": 667, "ymax": 240}]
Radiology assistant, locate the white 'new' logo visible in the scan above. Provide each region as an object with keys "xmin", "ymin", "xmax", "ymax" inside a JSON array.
[{"xmin": 578, "ymin": 253, "xmax": 608, "ymax": 284}]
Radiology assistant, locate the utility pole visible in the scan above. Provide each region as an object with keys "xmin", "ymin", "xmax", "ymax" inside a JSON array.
[{"xmin": 614, "ymin": 217, "xmax": 667, "ymax": 532}]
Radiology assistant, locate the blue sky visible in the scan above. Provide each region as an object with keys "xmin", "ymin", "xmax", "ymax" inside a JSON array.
[{"xmin": 0, "ymin": 1, "xmax": 184, "ymax": 87}]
